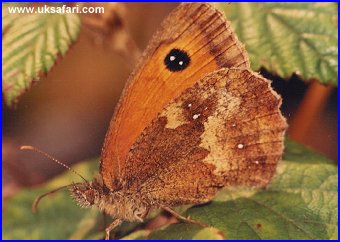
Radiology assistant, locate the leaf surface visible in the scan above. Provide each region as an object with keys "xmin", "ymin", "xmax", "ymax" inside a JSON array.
[
  {"xmin": 2, "ymin": 4, "xmax": 80, "ymax": 107},
  {"xmin": 217, "ymin": 2, "xmax": 338, "ymax": 85}
]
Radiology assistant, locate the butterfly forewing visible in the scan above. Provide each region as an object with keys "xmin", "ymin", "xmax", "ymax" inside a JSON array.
[
  {"xmin": 122, "ymin": 68, "xmax": 287, "ymax": 206},
  {"xmin": 101, "ymin": 3, "xmax": 250, "ymax": 190}
]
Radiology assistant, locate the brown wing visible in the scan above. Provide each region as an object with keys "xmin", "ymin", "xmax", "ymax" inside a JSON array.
[
  {"xmin": 100, "ymin": 2, "xmax": 250, "ymax": 190},
  {"xmin": 123, "ymin": 68, "xmax": 287, "ymax": 206}
]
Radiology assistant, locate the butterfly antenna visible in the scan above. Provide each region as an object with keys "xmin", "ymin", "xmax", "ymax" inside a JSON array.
[
  {"xmin": 32, "ymin": 185, "xmax": 70, "ymax": 213},
  {"xmin": 20, "ymin": 145, "xmax": 88, "ymax": 183}
]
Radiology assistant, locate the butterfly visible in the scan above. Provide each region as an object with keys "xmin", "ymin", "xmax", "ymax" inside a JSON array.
[{"xmin": 27, "ymin": 2, "xmax": 287, "ymax": 239}]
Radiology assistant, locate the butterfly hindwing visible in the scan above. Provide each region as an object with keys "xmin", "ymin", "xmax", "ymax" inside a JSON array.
[
  {"xmin": 100, "ymin": 3, "xmax": 250, "ymax": 190},
  {"xmin": 122, "ymin": 68, "xmax": 287, "ymax": 206}
]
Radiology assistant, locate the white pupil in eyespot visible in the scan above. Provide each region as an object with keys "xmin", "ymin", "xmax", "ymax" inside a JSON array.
[{"xmin": 170, "ymin": 56, "xmax": 176, "ymax": 61}]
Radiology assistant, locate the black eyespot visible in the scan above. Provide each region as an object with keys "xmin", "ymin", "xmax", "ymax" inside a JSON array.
[{"xmin": 164, "ymin": 48, "xmax": 190, "ymax": 72}]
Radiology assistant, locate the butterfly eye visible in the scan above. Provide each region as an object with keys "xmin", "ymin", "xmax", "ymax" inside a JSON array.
[{"xmin": 164, "ymin": 48, "xmax": 190, "ymax": 72}]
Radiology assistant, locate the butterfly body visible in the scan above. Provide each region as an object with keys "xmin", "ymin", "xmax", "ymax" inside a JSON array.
[
  {"xmin": 69, "ymin": 177, "xmax": 148, "ymax": 222},
  {"xmin": 68, "ymin": 3, "xmax": 287, "ymax": 239}
]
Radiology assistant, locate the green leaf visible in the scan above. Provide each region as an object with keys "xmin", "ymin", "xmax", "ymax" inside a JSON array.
[
  {"xmin": 150, "ymin": 225, "xmax": 224, "ymax": 240},
  {"xmin": 120, "ymin": 229, "xmax": 150, "ymax": 240},
  {"xmin": 2, "ymin": 4, "xmax": 80, "ymax": 107},
  {"xmin": 3, "ymin": 142, "xmax": 337, "ymax": 239},
  {"xmin": 217, "ymin": 2, "xmax": 338, "ymax": 86}
]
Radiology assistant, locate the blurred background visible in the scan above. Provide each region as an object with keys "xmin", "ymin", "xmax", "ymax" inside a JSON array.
[{"xmin": 2, "ymin": 2, "xmax": 338, "ymax": 198}]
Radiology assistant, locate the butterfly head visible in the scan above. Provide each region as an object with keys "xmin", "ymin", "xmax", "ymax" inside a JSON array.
[{"xmin": 69, "ymin": 181, "xmax": 101, "ymax": 208}]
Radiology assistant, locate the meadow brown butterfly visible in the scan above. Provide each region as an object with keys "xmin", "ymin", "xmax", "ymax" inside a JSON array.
[{"xmin": 28, "ymin": 3, "xmax": 287, "ymax": 239}]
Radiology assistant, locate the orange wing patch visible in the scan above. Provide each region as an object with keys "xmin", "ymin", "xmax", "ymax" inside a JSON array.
[{"xmin": 101, "ymin": 3, "xmax": 250, "ymax": 190}]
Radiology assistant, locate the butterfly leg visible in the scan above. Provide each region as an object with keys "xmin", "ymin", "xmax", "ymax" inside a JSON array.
[
  {"xmin": 161, "ymin": 206, "xmax": 208, "ymax": 227},
  {"xmin": 105, "ymin": 219, "xmax": 122, "ymax": 240}
]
